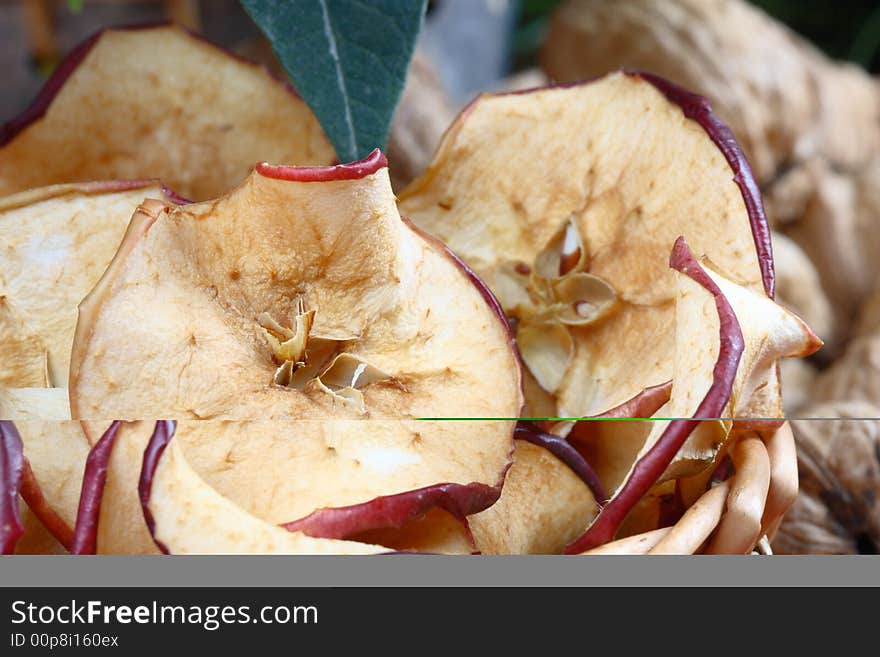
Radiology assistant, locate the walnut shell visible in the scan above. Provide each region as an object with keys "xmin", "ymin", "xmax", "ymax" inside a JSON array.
[
  {"xmin": 773, "ymin": 401, "xmax": 880, "ymax": 554},
  {"xmin": 783, "ymin": 157, "xmax": 880, "ymax": 326},
  {"xmin": 855, "ymin": 290, "xmax": 880, "ymax": 339},
  {"xmin": 542, "ymin": 0, "xmax": 880, "ymax": 184},
  {"xmin": 386, "ymin": 50, "xmax": 457, "ymax": 192},
  {"xmin": 812, "ymin": 335, "xmax": 880, "ymax": 406},
  {"xmin": 779, "ymin": 358, "xmax": 817, "ymax": 416}
]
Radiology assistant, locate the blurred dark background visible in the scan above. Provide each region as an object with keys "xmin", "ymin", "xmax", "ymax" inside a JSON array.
[{"xmin": 2, "ymin": 0, "xmax": 880, "ymax": 121}]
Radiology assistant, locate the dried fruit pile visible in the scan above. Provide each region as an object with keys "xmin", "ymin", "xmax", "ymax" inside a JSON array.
[
  {"xmin": 1, "ymin": 24, "xmax": 821, "ymax": 555},
  {"xmin": 541, "ymin": 0, "xmax": 880, "ymax": 554}
]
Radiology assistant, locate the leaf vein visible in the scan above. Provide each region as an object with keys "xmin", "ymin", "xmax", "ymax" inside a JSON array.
[{"xmin": 319, "ymin": 0, "xmax": 358, "ymax": 159}]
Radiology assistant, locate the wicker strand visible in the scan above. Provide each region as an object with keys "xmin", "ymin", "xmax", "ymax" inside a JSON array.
[
  {"xmin": 706, "ymin": 434, "xmax": 771, "ymax": 554},
  {"xmin": 580, "ymin": 527, "xmax": 671, "ymax": 555},
  {"xmin": 649, "ymin": 480, "xmax": 731, "ymax": 554},
  {"xmin": 576, "ymin": 422, "xmax": 797, "ymax": 555},
  {"xmin": 760, "ymin": 422, "xmax": 798, "ymax": 536}
]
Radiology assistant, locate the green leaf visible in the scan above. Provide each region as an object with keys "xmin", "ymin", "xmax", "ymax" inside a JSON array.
[
  {"xmin": 67, "ymin": 0, "xmax": 84, "ymax": 13},
  {"xmin": 241, "ymin": 0, "xmax": 427, "ymax": 163}
]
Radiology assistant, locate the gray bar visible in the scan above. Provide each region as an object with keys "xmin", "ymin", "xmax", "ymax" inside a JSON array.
[{"xmin": 1, "ymin": 556, "xmax": 878, "ymax": 587}]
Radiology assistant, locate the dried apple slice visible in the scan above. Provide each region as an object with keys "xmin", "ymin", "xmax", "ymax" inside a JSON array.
[
  {"xmin": 0, "ymin": 388, "xmax": 71, "ymax": 421},
  {"xmin": 469, "ymin": 386, "xmax": 670, "ymax": 553},
  {"xmin": 139, "ymin": 422, "xmax": 386, "ymax": 555},
  {"xmin": 0, "ymin": 181, "xmax": 175, "ymax": 390},
  {"xmin": 1, "ymin": 389, "xmax": 91, "ymax": 551},
  {"xmin": 72, "ymin": 419, "xmax": 510, "ymax": 554},
  {"xmin": 565, "ymin": 239, "xmax": 819, "ymax": 553},
  {"xmin": 17, "ymin": 422, "xmax": 90, "ymax": 551},
  {"xmin": 70, "ymin": 151, "xmax": 519, "ymax": 546},
  {"xmin": 70, "ymin": 150, "xmax": 522, "ymax": 427},
  {"xmin": 399, "ymin": 71, "xmax": 774, "ymax": 419},
  {"xmin": 468, "ymin": 440, "xmax": 599, "ymax": 554},
  {"xmin": 0, "ymin": 25, "xmax": 334, "ymax": 201}
]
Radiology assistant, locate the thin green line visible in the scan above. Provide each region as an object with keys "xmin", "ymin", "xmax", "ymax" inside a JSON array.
[
  {"xmin": 417, "ymin": 417, "xmax": 679, "ymax": 421},
  {"xmin": 416, "ymin": 417, "xmax": 876, "ymax": 421}
]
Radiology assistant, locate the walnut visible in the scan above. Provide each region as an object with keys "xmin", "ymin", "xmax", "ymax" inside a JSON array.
[
  {"xmin": 541, "ymin": 0, "xmax": 880, "ymax": 185},
  {"xmin": 855, "ymin": 290, "xmax": 880, "ymax": 339},
  {"xmin": 779, "ymin": 358, "xmax": 817, "ymax": 416},
  {"xmin": 782, "ymin": 157, "xmax": 880, "ymax": 328},
  {"xmin": 812, "ymin": 335, "xmax": 880, "ymax": 406},
  {"xmin": 541, "ymin": 1, "xmax": 880, "ymax": 325},
  {"xmin": 763, "ymin": 162, "xmax": 818, "ymax": 228},
  {"xmin": 496, "ymin": 68, "xmax": 550, "ymax": 93},
  {"xmin": 386, "ymin": 50, "xmax": 458, "ymax": 192},
  {"xmin": 773, "ymin": 401, "xmax": 880, "ymax": 554}
]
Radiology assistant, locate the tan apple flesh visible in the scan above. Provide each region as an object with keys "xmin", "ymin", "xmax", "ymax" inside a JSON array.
[
  {"xmin": 0, "ymin": 182, "xmax": 171, "ymax": 389},
  {"xmin": 400, "ymin": 72, "xmax": 770, "ymax": 419},
  {"xmin": 0, "ymin": 37, "xmax": 825, "ymax": 555},
  {"xmin": 566, "ymin": 238, "xmax": 818, "ymax": 552},
  {"xmin": 17, "ymin": 421, "xmax": 90, "ymax": 549},
  {"xmin": 140, "ymin": 422, "xmax": 387, "ymax": 555},
  {"xmin": 70, "ymin": 153, "xmax": 522, "ymax": 426},
  {"xmin": 0, "ymin": 25, "xmax": 335, "ymax": 201}
]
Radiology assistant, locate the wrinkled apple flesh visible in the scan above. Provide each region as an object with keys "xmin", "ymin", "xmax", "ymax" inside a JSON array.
[
  {"xmin": 139, "ymin": 422, "xmax": 388, "ymax": 555},
  {"xmin": 0, "ymin": 25, "xmax": 335, "ymax": 201},
  {"xmin": 0, "ymin": 181, "xmax": 173, "ymax": 390}
]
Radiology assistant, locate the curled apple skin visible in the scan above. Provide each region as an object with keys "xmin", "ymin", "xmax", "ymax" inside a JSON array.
[
  {"xmin": 19, "ymin": 459, "xmax": 74, "ymax": 550},
  {"xmin": 136, "ymin": 421, "xmax": 175, "ymax": 555},
  {"xmin": 0, "ymin": 421, "xmax": 25, "ymax": 554},
  {"xmin": 257, "ymin": 149, "xmax": 388, "ymax": 182},
  {"xmin": 281, "ymin": 477, "xmax": 504, "ymax": 542},
  {"xmin": 565, "ymin": 237, "xmax": 745, "ymax": 554},
  {"xmin": 513, "ymin": 423, "xmax": 607, "ymax": 504},
  {"xmin": 70, "ymin": 422, "xmax": 123, "ymax": 555}
]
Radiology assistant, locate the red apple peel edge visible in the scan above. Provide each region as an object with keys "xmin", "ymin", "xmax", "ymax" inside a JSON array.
[
  {"xmin": 514, "ymin": 423, "xmax": 608, "ymax": 503},
  {"xmin": 137, "ymin": 420, "xmax": 175, "ymax": 555},
  {"xmin": 450, "ymin": 72, "xmax": 775, "ymax": 298},
  {"xmin": 19, "ymin": 459, "xmax": 74, "ymax": 550},
  {"xmin": 257, "ymin": 149, "xmax": 388, "ymax": 182},
  {"xmin": 279, "ymin": 212, "xmax": 522, "ymax": 540},
  {"xmin": 633, "ymin": 71, "xmax": 774, "ymax": 299},
  {"xmin": 592, "ymin": 380, "xmax": 673, "ymax": 420},
  {"xmin": 281, "ymin": 468, "xmax": 509, "ymax": 541},
  {"xmin": 516, "ymin": 381, "xmax": 673, "ymax": 505},
  {"xmin": 564, "ymin": 237, "xmax": 745, "ymax": 554},
  {"xmin": 69, "ymin": 421, "xmax": 123, "ymax": 555},
  {"xmin": 0, "ymin": 421, "xmax": 24, "ymax": 554}
]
